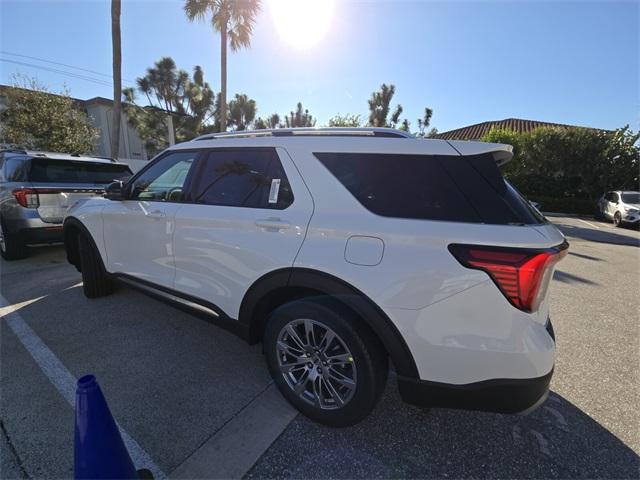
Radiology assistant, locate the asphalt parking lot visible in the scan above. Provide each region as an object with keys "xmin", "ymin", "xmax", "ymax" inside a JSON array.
[{"xmin": 1, "ymin": 216, "xmax": 639, "ymax": 479}]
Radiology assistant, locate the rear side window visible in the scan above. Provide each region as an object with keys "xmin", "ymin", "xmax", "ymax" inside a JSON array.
[
  {"xmin": 29, "ymin": 159, "xmax": 132, "ymax": 184},
  {"xmin": 4, "ymin": 157, "xmax": 31, "ymax": 182},
  {"xmin": 314, "ymin": 152, "xmax": 544, "ymax": 225},
  {"xmin": 186, "ymin": 149, "xmax": 294, "ymax": 209}
]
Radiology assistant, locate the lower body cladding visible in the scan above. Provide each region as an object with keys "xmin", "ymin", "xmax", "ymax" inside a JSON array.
[{"xmin": 386, "ymin": 280, "xmax": 556, "ymax": 414}]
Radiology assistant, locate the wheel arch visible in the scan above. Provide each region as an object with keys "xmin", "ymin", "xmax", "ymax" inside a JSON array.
[
  {"xmin": 239, "ymin": 267, "xmax": 420, "ymax": 379},
  {"xmin": 63, "ymin": 217, "xmax": 103, "ymax": 270}
]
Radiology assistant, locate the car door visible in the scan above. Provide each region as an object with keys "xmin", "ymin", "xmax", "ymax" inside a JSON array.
[
  {"xmin": 101, "ymin": 150, "xmax": 199, "ymax": 289},
  {"xmin": 172, "ymin": 147, "xmax": 313, "ymax": 319}
]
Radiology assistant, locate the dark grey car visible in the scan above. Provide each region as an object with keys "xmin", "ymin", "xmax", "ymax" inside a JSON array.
[{"xmin": 0, "ymin": 150, "xmax": 132, "ymax": 260}]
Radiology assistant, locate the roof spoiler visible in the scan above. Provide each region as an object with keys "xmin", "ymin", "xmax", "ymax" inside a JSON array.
[{"xmin": 445, "ymin": 140, "xmax": 514, "ymax": 167}]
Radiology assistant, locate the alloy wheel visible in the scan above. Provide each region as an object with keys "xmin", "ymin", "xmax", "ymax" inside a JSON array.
[{"xmin": 276, "ymin": 318, "xmax": 357, "ymax": 409}]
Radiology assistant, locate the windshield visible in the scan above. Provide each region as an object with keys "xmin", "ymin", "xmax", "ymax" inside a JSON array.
[
  {"xmin": 621, "ymin": 192, "xmax": 640, "ymax": 203},
  {"xmin": 29, "ymin": 159, "xmax": 132, "ymax": 184}
]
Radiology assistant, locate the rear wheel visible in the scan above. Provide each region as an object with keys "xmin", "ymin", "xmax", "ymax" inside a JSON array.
[
  {"xmin": 264, "ymin": 297, "xmax": 388, "ymax": 427},
  {"xmin": 614, "ymin": 212, "xmax": 623, "ymax": 227},
  {"xmin": 78, "ymin": 233, "xmax": 113, "ymax": 298},
  {"xmin": 0, "ymin": 220, "xmax": 29, "ymax": 261}
]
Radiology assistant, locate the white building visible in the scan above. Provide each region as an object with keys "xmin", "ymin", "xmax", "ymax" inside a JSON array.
[
  {"xmin": 0, "ymin": 85, "xmax": 149, "ymax": 161},
  {"xmin": 82, "ymin": 96, "xmax": 149, "ymax": 160}
]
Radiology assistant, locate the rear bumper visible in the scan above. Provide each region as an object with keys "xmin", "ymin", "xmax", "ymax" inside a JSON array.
[
  {"xmin": 20, "ymin": 226, "xmax": 64, "ymax": 244},
  {"xmin": 4, "ymin": 217, "xmax": 64, "ymax": 244},
  {"xmin": 397, "ymin": 368, "xmax": 553, "ymax": 414},
  {"xmin": 396, "ymin": 315, "xmax": 557, "ymax": 414}
]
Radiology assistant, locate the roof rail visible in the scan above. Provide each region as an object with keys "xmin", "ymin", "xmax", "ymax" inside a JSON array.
[
  {"xmin": 192, "ymin": 127, "xmax": 414, "ymax": 141},
  {"xmin": 0, "ymin": 148, "xmax": 28, "ymax": 154}
]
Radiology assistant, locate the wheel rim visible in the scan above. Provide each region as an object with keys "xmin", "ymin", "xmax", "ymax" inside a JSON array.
[
  {"xmin": 615, "ymin": 213, "xmax": 621, "ymax": 225},
  {"xmin": 276, "ymin": 318, "xmax": 357, "ymax": 410}
]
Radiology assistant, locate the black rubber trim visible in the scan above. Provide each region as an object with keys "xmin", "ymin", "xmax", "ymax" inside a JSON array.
[
  {"xmin": 546, "ymin": 317, "xmax": 555, "ymax": 342},
  {"xmin": 397, "ymin": 368, "xmax": 554, "ymax": 414},
  {"xmin": 239, "ymin": 267, "xmax": 420, "ymax": 379},
  {"xmin": 63, "ymin": 217, "xmax": 105, "ymax": 270},
  {"xmin": 111, "ymin": 273, "xmax": 249, "ymax": 340}
]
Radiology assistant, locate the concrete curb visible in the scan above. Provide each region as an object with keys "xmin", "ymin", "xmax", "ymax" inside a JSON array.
[{"xmin": 542, "ymin": 212, "xmax": 596, "ymax": 219}]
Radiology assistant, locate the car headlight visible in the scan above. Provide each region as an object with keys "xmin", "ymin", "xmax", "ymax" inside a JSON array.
[{"xmin": 624, "ymin": 207, "xmax": 639, "ymax": 214}]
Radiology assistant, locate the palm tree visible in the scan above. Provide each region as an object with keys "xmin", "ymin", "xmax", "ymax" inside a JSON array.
[
  {"xmin": 228, "ymin": 93, "xmax": 256, "ymax": 131},
  {"xmin": 184, "ymin": 0, "xmax": 261, "ymax": 132},
  {"xmin": 110, "ymin": 0, "xmax": 122, "ymax": 159}
]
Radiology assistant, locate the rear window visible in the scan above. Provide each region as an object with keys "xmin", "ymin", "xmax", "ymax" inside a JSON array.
[
  {"xmin": 29, "ymin": 159, "xmax": 132, "ymax": 184},
  {"xmin": 314, "ymin": 152, "xmax": 544, "ymax": 225}
]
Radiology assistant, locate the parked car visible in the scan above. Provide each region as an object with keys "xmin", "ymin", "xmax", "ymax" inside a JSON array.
[
  {"xmin": 597, "ymin": 190, "xmax": 640, "ymax": 227},
  {"xmin": 63, "ymin": 128, "xmax": 567, "ymax": 426},
  {"xmin": 0, "ymin": 150, "xmax": 132, "ymax": 260}
]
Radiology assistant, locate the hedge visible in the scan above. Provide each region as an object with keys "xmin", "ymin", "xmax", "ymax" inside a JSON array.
[{"xmin": 530, "ymin": 196, "xmax": 597, "ymax": 215}]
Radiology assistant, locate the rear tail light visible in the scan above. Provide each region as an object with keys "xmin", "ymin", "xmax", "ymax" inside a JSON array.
[
  {"xmin": 12, "ymin": 188, "xmax": 68, "ymax": 208},
  {"xmin": 449, "ymin": 241, "xmax": 569, "ymax": 312},
  {"xmin": 12, "ymin": 188, "xmax": 40, "ymax": 208}
]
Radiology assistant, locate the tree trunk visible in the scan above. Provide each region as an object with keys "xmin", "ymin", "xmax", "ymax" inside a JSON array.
[
  {"xmin": 220, "ymin": 26, "xmax": 227, "ymax": 132},
  {"xmin": 110, "ymin": 0, "xmax": 122, "ymax": 159}
]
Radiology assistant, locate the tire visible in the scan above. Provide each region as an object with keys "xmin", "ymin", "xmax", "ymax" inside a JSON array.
[
  {"xmin": 0, "ymin": 220, "xmax": 29, "ymax": 261},
  {"xmin": 264, "ymin": 297, "xmax": 388, "ymax": 427},
  {"xmin": 78, "ymin": 233, "xmax": 113, "ymax": 298},
  {"xmin": 614, "ymin": 212, "xmax": 623, "ymax": 228}
]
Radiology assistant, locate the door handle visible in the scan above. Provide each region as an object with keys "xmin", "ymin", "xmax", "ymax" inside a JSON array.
[
  {"xmin": 255, "ymin": 218, "xmax": 290, "ymax": 230},
  {"xmin": 146, "ymin": 209, "xmax": 166, "ymax": 218}
]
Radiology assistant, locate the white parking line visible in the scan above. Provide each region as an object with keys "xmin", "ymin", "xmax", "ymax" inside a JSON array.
[
  {"xmin": 577, "ymin": 218, "xmax": 600, "ymax": 229},
  {"xmin": 170, "ymin": 382, "xmax": 297, "ymax": 479},
  {"xmin": 0, "ymin": 294, "xmax": 167, "ymax": 480}
]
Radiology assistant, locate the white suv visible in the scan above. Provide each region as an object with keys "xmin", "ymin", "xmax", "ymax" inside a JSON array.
[
  {"xmin": 63, "ymin": 128, "xmax": 568, "ymax": 426},
  {"xmin": 598, "ymin": 191, "xmax": 640, "ymax": 227}
]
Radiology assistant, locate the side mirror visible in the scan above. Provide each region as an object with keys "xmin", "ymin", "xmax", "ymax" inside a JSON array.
[{"xmin": 104, "ymin": 180, "xmax": 125, "ymax": 201}]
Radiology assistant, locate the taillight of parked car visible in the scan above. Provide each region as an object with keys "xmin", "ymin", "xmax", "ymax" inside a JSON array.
[
  {"xmin": 12, "ymin": 188, "xmax": 41, "ymax": 208},
  {"xmin": 448, "ymin": 241, "xmax": 569, "ymax": 313}
]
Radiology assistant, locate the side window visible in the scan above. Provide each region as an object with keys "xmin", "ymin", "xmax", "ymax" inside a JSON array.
[
  {"xmin": 612, "ymin": 193, "xmax": 620, "ymax": 203},
  {"xmin": 187, "ymin": 149, "xmax": 294, "ymax": 209},
  {"xmin": 4, "ymin": 157, "xmax": 30, "ymax": 182},
  {"xmin": 128, "ymin": 151, "xmax": 197, "ymax": 201},
  {"xmin": 314, "ymin": 152, "xmax": 543, "ymax": 224}
]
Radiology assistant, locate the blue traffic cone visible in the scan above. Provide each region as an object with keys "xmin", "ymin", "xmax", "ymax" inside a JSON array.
[{"xmin": 74, "ymin": 374, "xmax": 138, "ymax": 479}]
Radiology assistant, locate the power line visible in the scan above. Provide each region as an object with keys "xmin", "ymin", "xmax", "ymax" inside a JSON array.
[
  {"xmin": 0, "ymin": 50, "xmax": 136, "ymax": 83},
  {"xmin": 1, "ymin": 58, "xmax": 115, "ymax": 88}
]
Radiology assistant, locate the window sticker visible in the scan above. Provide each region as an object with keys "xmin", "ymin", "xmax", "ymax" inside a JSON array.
[{"xmin": 268, "ymin": 178, "xmax": 281, "ymax": 204}]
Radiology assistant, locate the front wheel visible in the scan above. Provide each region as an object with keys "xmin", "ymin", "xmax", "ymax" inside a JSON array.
[
  {"xmin": 614, "ymin": 212, "xmax": 623, "ymax": 227},
  {"xmin": 264, "ymin": 297, "xmax": 388, "ymax": 427},
  {"xmin": 78, "ymin": 233, "xmax": 114, "ymax": 298}
]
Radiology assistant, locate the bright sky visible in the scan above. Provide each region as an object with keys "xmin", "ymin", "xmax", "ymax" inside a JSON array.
[{"xmin": 0, "ymin": 0, "xmax": 637, "ymax": 133}]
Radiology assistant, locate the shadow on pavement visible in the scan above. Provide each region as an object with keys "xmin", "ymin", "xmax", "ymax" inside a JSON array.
[
  {"xmin": 247, "ymin": 377, "xmax": 639, "ymax": 479},
  {"xmin": 568, "ymin": 251, "xmax": 602, "ymax": 261},
  {"xmin": 553, "ymin": 270, "xmax": 599, "ymax": 286},
  {"xmin": 555, "ymin": 223, "xmax": 640, "ymax": 247}
]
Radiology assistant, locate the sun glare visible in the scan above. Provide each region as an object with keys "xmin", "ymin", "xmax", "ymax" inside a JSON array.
[{"xmin": 270, "ymin": 0, "xmax": 335, "ymax": 50}]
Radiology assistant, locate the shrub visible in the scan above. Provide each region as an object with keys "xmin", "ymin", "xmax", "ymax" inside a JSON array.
[
  {"xmin": 483, "ymin": 125, "xmax": 639, "ymax": 205},
  {"xmin": 529, "ymin": 196, "xmax": 597, "ymax": 215}
]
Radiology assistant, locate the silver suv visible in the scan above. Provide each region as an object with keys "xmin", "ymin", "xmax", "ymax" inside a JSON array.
[
  {"xmin": 597, "ymin": 191, "xmax": 640, "ymax": 227},
  {"xmin": 0, "ymin": 150, "xmax": 132, "ymax": 260}
]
